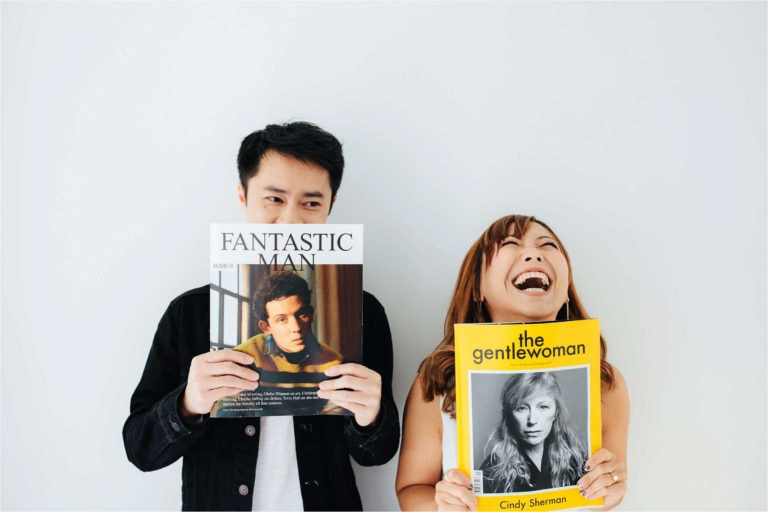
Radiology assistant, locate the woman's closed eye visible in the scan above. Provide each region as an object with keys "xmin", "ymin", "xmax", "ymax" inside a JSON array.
[{"xmin": 501, "ymin": 238, "xmax": 520, "ymax": 247}]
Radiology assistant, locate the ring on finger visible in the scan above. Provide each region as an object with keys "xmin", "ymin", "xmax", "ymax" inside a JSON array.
[{"xmin": 608, "ymin": 471, "xmax": 619, "ymax": 484}]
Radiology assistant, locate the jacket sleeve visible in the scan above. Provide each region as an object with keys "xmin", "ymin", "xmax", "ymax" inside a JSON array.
[
  {"xmin": 344, "ymin": 292, "xmax": 400, "ymax": 466},
  {"xmin": 122, "ymin": 289, "xmax": 211, "ymax": 471}
]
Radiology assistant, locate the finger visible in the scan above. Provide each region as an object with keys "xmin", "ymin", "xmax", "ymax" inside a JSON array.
[
  {"xmin": 435, "ymin": 485, "xmax": 466, "ymax": 504},
  {"xmin": 319, "ymin": 374, "xmax": 376, "ymax": 392},
  {"xmin": 435, "ymin": 494, "xmax": 470, "ymax": 512},
  {"xmin": 324, "ymin": 362, "xmax": 378, "ymax": 379},
  {"xmin": 579, "ymin": 469, "xmax": 622, "ymax": 501},
  {"xmin": 188, "ymin": 372, "xmax": 263, "ymax": 412},
  {"xmin": 317, "ymin": 388, "xmax": 379, "ymax": 408},
  {"xmin": 202, "ymin": 386, "xmax": 252, "ymax": 403},
  {"xmin": 599, "ymin": 487, "xmax": 626, "ymax": 510},
  {"xmin": 207, "ymin": 374, "xmax": 260, "ymax": 391},
  {"xmin": 192, "ymin": 358, "xmax": 260, "ymax": 382},
  {"xmin": 444, "ymin": 468, "xmax": 473, "ymax": 489},
  {"xmin": 201, "ymin": 349, "xmax": 255, "ymax": 365},
  {"xmin": 584, "ymin": 448, "xmax": 613, "ymax": 472},
  {"xmin": 321, "ymin": 397, "xmax": 377, "ymax": 417},
  {"xmin": 436, "ymin": 479, "xmax": 476, "ymax": 510},
  {"xmin": 578, "ymin": 461, "xmax": 622, "ymax": 492},
  {"xmin": 326, "ymin": 398, "xmax": 378, "ymax": 427},
  {"xmin": 578, "ymin": 449, "xmax": 619, "ymax": 490},
  {"xmin": 184, "ymin": 383, "xmax": 253, "ymax": 416},
  {"xmin": 436, "ymin": 493, "xmax": 469, "ymax": 508},
  {"xmin": 214, "ymin": 361, "xmax": 260, "ymax": 381},
  {"xmin": 318, "ymin": 374, "xmax": 355, "ymax": 391},
  {"xmin": 583, "ymin": 480, "xmax": 626, "ymax": 502}
]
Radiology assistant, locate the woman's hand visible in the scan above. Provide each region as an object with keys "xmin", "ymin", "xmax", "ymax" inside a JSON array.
[
  {"xmin": 577, "ymin": 448, "xmax": 627, "ymax": 510},
  {"xmin": 435, "ymin": 468, "xmax": 477, "ymax": 511}
]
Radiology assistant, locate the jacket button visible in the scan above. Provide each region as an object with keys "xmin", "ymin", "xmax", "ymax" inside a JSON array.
[
  {"xmin": 170, "ymin": 421, "xmax": 181, "ymax": 432},
  {"xmin": 303, "ymin": 480, "xmax": 319, "ymax": 488},
  {"xmin": 245, "ymin": 425, "xmax": 256, "ymax": 436},
  {"xmin": 238, "ymin": 484, "xmax": 249, "ymax": 496}
]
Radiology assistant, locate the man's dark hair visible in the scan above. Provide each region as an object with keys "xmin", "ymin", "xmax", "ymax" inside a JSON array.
[
  {"xmin": 252, "ymin": 271, "xmax": 313, "ymax": 322},
  {"xmin": 237, "ymin": 121, "xmax": 344, "ymax": 204}
]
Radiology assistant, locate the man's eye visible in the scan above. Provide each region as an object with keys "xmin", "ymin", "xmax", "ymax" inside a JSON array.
[
  {"xmin": 266, "ymin": 196, "xmax": 284, "ymax": 204},
  {"xmin": 304, "ymin": 201, "xmax": 322, "ymax": 208}
]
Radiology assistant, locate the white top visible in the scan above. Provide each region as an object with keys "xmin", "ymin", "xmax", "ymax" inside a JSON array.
[
  {"xmin": 251, "ymin": 416, "xmax": 303, "ymax": 511},
  {"xmin": 440, "ymin": 396, "xmax": 458, "ymax": 475}
]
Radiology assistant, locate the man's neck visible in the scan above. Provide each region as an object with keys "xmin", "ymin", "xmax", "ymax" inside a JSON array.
[{"xmin": 281, "ymin": 348, "xmax": 310, "ymax": 364}]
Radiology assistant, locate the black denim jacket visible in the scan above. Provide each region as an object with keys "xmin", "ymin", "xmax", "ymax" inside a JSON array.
[{"xmin": 123, "ymin": 286, "xmax": 400, "ymax": 511}]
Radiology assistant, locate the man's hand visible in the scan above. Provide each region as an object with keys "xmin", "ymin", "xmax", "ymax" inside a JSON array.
[
  {"xmin": 317, "ymin": 363, "xmax": 381, "ymax": 427},
  {"xmin": 180, "ymin": 349, "xmax": 260, "ymax": 418}
]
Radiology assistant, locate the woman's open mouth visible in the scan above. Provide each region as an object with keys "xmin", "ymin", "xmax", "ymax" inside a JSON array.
[{"xmin": 513, "ymin": 271, "xmax": 550, "ymax": 292}]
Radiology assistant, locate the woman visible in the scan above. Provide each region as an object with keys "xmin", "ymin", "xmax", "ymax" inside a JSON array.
[
  {"xmin": 480, "ymin": 372, "xmax": 586, "ymax": 493},
  {"xmin": 395, "ymin": 215, "xmax": 629, "ymax": 511}
]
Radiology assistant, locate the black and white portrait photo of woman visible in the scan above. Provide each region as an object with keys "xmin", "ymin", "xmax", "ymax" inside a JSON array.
[{"xmin": 475, "ymin": 369, "xmax": 589, "ymax": 494}]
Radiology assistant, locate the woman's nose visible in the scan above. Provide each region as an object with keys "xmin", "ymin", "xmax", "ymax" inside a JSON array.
[{"xmin": 522, "ymin": 246, "xmax": 543, "ymax": 262}]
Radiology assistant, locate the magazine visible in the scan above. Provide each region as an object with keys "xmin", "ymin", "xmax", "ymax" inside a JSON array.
[
  {"xmin": 454, "ymin": 319, "xmax": 603, "ymax": 511},
  {"xmin": 209, "ymin": 223, "xmax": 363, "ymax": 417}
]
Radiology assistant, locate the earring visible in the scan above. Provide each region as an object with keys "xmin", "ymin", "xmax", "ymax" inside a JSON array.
[{"xmin": 265, "ymin": 334, "xmax": 276, "ymax": 352}]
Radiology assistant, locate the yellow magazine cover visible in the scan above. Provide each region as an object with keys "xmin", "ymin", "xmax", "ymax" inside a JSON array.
[{"xmin": 455, "ymin": 319, "xmax": 602, "ymax": 511}]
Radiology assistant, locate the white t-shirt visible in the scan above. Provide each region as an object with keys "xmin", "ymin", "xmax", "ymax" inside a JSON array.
[
  {"xmin": 440, "ymin": 396, "xmax": 458, "ymax": 475},
  {"xmin": 251, "ymin": 416, "xmax": 303, "ymax": 511}
]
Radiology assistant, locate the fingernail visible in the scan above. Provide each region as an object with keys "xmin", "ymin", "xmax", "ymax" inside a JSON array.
[
  {"xmin": 580, "ymin": 491, "xmax": 586, "ymax": 497},
  {"xmin": 584, "ymin": 464, "xmax": 591, "ymax": 471}
]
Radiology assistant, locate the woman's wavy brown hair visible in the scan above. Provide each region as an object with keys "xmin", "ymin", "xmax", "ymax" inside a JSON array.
[{"xmin": 420, "ymin": 215, "xmax": 616, "ymax": 417}]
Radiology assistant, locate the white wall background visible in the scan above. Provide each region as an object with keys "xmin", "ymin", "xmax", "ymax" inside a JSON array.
[{"xmin": 2, "ymin": 1, "xmax": 765, "ymax": 510}]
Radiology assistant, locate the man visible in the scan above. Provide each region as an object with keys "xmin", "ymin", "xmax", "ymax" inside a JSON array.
[
  {"xmin": 123, "ymin": 121, "xmax": 400, "ymax": 510},
  {"xmin": 247, "ymin": 270, "xmax": 344, "ymax": 382},
  {"xmin": 211, "ymin": 271, "xmax": 345, "ymax": 417}
]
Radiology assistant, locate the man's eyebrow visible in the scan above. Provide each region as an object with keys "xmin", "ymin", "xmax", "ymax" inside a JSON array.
[
  {"xmin": 262, "ymin": 185, "xmax": 325, "ymax": 199},
  {"xmin": 263, "ymin": 185, "xmax": 288, "ymax": 194}
]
